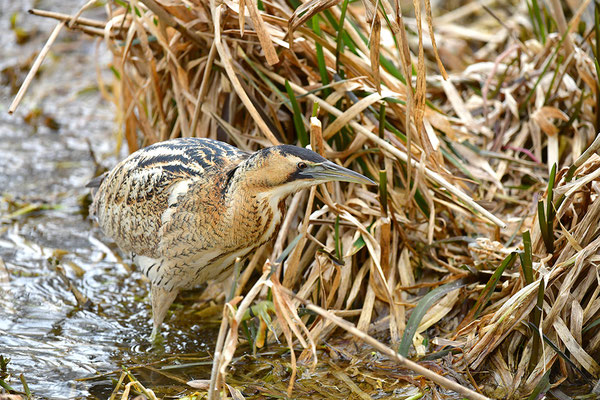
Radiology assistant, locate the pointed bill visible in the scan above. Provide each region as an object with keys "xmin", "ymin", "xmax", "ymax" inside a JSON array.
[{"xmin": 306, "ymin": 161, "xmax": 375, "ymax": 185}]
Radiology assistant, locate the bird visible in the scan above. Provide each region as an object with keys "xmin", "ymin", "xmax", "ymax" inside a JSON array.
[{"xmin": 88, "ymin": 137, "xmax": 374, "ymax": 338}]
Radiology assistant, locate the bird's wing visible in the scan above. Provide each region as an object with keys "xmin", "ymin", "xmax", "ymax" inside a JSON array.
[
  {"xmin": 156, "ymin": 168, "xmax": 232, "ymax": 261},
  {"xmin": 91, "ymin": 138, "xmax": 248, "ymax": 258}
]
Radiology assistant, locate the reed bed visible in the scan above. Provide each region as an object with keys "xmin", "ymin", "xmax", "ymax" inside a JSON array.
[{"xmin": 19, "ymin": 0, "xmax": 600, "ymax": 398}]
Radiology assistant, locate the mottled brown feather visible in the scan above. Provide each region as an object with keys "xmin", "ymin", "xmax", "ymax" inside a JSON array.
[
  {"xmin": 91, "ymin": 138, "xmax": 249, "ymax": 259},
  {"xmin": 89, "ymin": 137, "xmax": 370, "ymax": 334}
]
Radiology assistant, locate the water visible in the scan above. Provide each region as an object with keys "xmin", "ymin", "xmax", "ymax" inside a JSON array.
[{"xmin": 0, "ymin": 2, "xmax": 217, "ymax": 398}]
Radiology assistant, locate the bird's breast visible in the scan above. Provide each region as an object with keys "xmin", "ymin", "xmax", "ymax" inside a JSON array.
[
  {"xmin": 160, "ymin": 198, "xmax": 283, "ymax": 289},
  {"xmin": 228, "ymin": 194, "xmax": 281, "ymax": 247}
]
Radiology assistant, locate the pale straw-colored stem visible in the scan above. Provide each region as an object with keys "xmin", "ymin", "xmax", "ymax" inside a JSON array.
[
  {"xmin": 8, "ymin": 21, "xmax": 66, "ymax": 115},
  {"xmin": 211, "ymin": 4, "xmax": 280, "ymax": 145},
  {"xmin": 260, "ymin": 68, "xmax": 506, "ymax": 228},
  {"xmin": 548, "ymin": 0, "xmax": 574, "ymax": 57},
  {"xmin": 207, "ymin": 270, "xmax": 271, "ymax": 400},
  {"xmin": 29, "ymin": 9, "xmax": 106, "ymax": 28},
  {"xmin": 283, "ymin": 287, "xmax": 491, "ymax": 400},
  {"xmin": 190, "ymin": 42, "xmax": 218, "ymax": 136}
]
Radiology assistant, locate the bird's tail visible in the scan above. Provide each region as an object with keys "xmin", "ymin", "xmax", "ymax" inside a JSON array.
[
  {"xmin": 86, "ymin": 172, "xmax": 108, "ymax": 218},
  {"xmin": 85, "ymin": 172, "xmax": 108, "ymax": 189}
]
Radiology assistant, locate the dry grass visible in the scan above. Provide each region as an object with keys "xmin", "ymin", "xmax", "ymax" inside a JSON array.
[{"xmin": 18, "ymin": 0, "xmax": 600, "ymax": 398}]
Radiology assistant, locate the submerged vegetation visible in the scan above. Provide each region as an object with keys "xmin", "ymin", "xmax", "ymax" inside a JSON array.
[{"xmin": 6, "ymin": 0, "xmax": 600, "ymax": 398}]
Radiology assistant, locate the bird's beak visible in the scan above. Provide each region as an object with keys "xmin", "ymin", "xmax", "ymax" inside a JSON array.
[{"xmin": 306, "ymin": 161, "xmax": 376, "ymax": 185}]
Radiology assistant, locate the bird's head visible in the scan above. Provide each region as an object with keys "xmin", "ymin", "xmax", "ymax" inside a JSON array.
[{"xmin": 236, "ymin": 145, "xmax": 374, "ymax": 200}]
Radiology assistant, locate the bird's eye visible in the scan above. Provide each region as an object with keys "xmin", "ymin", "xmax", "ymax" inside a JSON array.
[{"xmin": 297, "ymin": 162, "xmax": 307, "ymax": 170}]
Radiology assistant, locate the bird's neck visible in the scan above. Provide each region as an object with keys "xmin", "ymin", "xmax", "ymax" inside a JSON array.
[
  {"xmin": 228, "ymin": 179, "xmax": 286, "ymax": 215},
  {"xmin": 224, "ymin": 176, "xmax": 288, "ymax": 245}
]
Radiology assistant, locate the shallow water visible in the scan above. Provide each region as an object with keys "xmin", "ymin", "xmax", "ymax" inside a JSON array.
[{"xmin": 0, "ymin": 2, "xmax": 217, "ymax": 398}]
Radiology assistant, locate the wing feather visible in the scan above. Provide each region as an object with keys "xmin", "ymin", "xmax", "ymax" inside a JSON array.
[{"xmin": 91, "ymin": 138, "xmax": 248, "ymax": 257}]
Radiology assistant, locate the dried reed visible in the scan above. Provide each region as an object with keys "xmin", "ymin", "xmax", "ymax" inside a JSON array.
[{"xmin": 19, "ymin": 0, "xmax": 600, "ymax": 398}]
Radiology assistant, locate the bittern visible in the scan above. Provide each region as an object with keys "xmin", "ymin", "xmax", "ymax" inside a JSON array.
[{"xmin": 89, "ymin": 138, "xmax": 373, "ymax": 337}]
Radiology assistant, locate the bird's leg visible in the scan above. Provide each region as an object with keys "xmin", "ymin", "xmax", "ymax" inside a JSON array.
[{"xmin": 150, "ymin": 285, "xmax": 179, "ymax": 339}]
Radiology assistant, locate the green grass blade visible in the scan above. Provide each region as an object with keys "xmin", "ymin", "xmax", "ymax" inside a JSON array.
[
  {"xmin": 520, "ymin": 230, "xmax": 534, "ymax": 284},
  {"xmin": 413, "ymin": 187, "xmax": 430, "ymax": 217},
  {"xmin": 312, "ymin": 15, "xmax": 331, "ymax": 97},
  {"xmin": 546, "ymin": 163, "xmax": 556, "ymax": 221},
  {"xmin": 241, "ymin": 319, "xmax": 254, "ymax": 346},
  {"xmin": 0, "ymin": 378, "xmax": 16, "ymax": 393},
  {"xmin": 543, "ymin": 54, "xmax": 562, "ymax": 105},
  {"xmin": 378, "ymin": 103, "xmax": 386, "ymax": 138},
  {"xmin": 526, "ymin": 369, "xmax": 551, "ymax": 400},
  {"xmin": 528, "ymin": 279, "xmax": 544, "ymax": 373},
  {"xmin": 19, "ymin": 374, "xmax": 31, "ymax": 399},
  {"xmin": 520, "ymin": 55, "xmax": 553, "ymax": 112},
  {"xmin": 542, "ymin": 164, "xmax": 557, "ymax": 253},
  {"xmin": 537, "ymin": 201, "xmax": 552, "ymax": 253},
  {"xmin": 543, "ymin": 6, "xmax": 556, "ymax": 36},
  {"xmin": 243, "ymin": 55, "xmax": 287, "ymax": 103},
  {"xmin": 420, "ymin": 347, "xmax": 460, "ymax": 361},
  {"xmin": 348, "ymin": 18, "xmax": 405, "ymax": 82},
  {"xmin": 558, "ymin": 91, "xmax": 586, "ymax": 137},
  {"xmin": 527, "ymin": 321, "xmax": 594, "ymax": 382},
  {"xmin": 284, "ymin": 80, "xmax": 308, "ymax": 147},
  {"xmin": 370, "ymin": 105, "xmax": 407, "ymax": 141},
  {"xmin": 276, "ymin": 233, "xmax": 303, "ymax": 264},
  {"xmin": 531, "ymin": 0, "xmax": 546, "ymax": 44},
  {"xmin": 379, "ymin": 170, "xmax": 388, "ymax": 215},
  {"xmin": 335, "ymin": 0, "xmax": 350, "ymax": 71},
  {"xmin": 321, "ymin": 9, "xmax": 339, "ymax": 30},
  {"xmin": 398, "ymin": 279, "xmax": 467, "ymax": 356},
  {"xmin": 583, "ymin": 316, "xmax": 600, "ymax": 333},
  {"xmin": 520, "ymin": 24, "xmax": 572, "ymax": 113},
  {"xmin": 472, "ymin": 252, "xmax": 518, "ymax": 320},
  {"xmin": 352, "ymin": 235, "xmax": 366, "ymax": 253},
  {"xmin": 377, "ymin": 8, "xmax": 405, "ymax": 84},
  {"xmin": 109, "ymin": 65, "xmax": 121, "ymax": 80},
  {"xmin": 379, "ymin": 55, "xmax": 405, "ymax": 83},
  {"xmin": 526, "ymin": 1, "xmax": 539, "ymax": 44},
  {"xmin": 243, "ymin": 301, "xmax": 276, "ymax": 329},
  {"xmin": 440, "ymin": 147, "xmax": 482, "ymax": 185},
  {"xmin": 334, "ymin": 215, "xmax": 342, "ymax": 260},
  {"xmin": 323, "ymin": 9, "xmax": 356, "ymax": 54},
  {"xmin": 489, "ymin": 56, "xmax": 518, "ymax": 99}
]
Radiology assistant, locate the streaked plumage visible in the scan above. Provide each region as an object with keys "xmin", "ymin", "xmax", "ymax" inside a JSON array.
[{"xmin": 89, "ymin": 137, "xmax": 373, "ymax": 337}]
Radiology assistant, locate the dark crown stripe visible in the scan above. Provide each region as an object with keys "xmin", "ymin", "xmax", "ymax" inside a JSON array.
[{"xmin": 274, "ymin": 145, "xmax": 327, "ymax": 163}]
